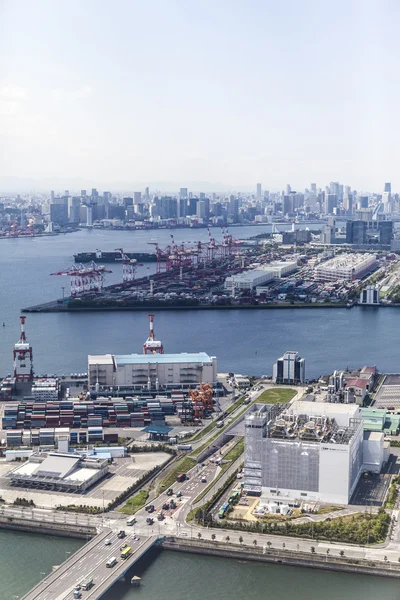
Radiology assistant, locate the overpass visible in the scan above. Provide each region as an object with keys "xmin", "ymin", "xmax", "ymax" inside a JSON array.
[{"xmin": 22, "ymin": 529, "xmax": 159, "ymax": 600}]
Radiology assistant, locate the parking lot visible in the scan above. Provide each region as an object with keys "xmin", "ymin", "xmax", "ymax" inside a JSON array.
[
  {"xmin": 0, "ymin": 452, "xmax": 170, "ymax": 508},
  {"xmin": 373, "ymin": 375, "xmax": 400, "ymax": 411}
]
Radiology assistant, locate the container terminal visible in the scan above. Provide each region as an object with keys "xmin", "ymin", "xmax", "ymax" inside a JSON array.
[{"xmin": 22, "ymin": 227, "xmax": 400, "ymax": 313}]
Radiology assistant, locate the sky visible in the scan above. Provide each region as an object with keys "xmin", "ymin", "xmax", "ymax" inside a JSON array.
[{"xmin": 1, "ymin": 0, "xmax": 400, "ymax": 192}]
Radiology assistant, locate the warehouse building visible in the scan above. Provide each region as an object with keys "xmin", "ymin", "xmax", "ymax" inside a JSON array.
[
  {"xmin": 8, "ymin": 452, "xmax": 109, "ymax": 492},
  {"xmin": 224, "ymin": 260, "xmax": 298, "ymax": 291},
  {"xmin": 244, "ymin": 401, "xmax": 388, "ymax": 504},
  {"xmin": 315, "ymin": 253, "xmax": 377, "ymax": 282},
  {"xmin": 88, "ymin": 352, "xmax": 217, "ymax": 389}
]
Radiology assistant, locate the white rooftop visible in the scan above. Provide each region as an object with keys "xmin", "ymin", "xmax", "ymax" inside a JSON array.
[
  {"xmin": 114, "ymin": 352, "xmax": 214, "ymax": 365},
  {"xmin": 12, "ymin": 462, "xmax": 38, "ymax": 476},
  {"xmin": 88, "ymin": 354, "xmax": 114, "ymax": 365},
  {"xmin": 65, "ymin": 467, "xmax": 97, "ymax": 483}
]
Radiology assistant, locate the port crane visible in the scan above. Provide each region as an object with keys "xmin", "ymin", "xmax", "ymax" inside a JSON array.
[
  {"xmin": 143, "ymin": 314, "xmax": 164, "ymax": 354},
  {"xmin": 51, "ymin": 262, "xmax": 112, "ymax": 296},
  {"xmin": 115, "ymin": 248, "xmax": 137, "ymax": 283}
]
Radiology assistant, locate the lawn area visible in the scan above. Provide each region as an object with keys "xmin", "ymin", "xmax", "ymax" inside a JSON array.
[
  {"xmin": 256, "ymin": 388, "xmax": 296, "ymax": 404},
  {"xmin": 119, "ymin": 489, "xmax": 149, "ymax": 515},
  {"xmin": 157, "ymin": 456, "xmax": 196, "ymax": 494}
]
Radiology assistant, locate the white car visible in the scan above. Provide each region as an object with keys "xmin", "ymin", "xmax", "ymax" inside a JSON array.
[{"xmin": 104, "ymin": 539, "xmax": 111, "ymax": 546}]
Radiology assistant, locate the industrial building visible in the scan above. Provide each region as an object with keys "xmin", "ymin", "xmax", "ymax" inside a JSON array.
[
  {"xmin": 8, "ymin": 452, "xmax": 109, "ymax": 492},
  {"xmin": 224, "ymin": 260, "xmax": 298, "ymax": 291},
  {"xmin": 359, "ymin": 285, "xmax": 380, "ymax": 305},
  {"xmin": 88, "ymin": 352, "xmax": 217, "ymax": 389},
  {"xmin": 273, "ymin": 351, "xmax": 305, "ymax": 384},
  {"xmin": 315, "ymin": 253, "xmax": 377, "ymax": 282},
  {"xmin": 244, "ymin": 401, "xmax": 388, "ymax": 504}
]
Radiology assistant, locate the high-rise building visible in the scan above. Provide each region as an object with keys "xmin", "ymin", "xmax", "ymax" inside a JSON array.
[
  {"xmin": 346, "ymin": 221, "xmax": 367, "ymax": 244},
  {"xmin": 285, "ymin": 184, "xmax": 291, "ymax": 195},
  {"xmin": 325, "ymin": 194, "xmax": 337, "ymax": 214},
  {"xmin": 256, "ymin": 183, "xmax": 262, "ymax": 198},
  {"xmin": 273, "ymin": 351, "xmax": 305, "ymax": 384},
  {"xmin": 196, "ymin": 200, "xmax": 206, "ymax": 219},
  {"xmin": 385, "ymin": 182, "xmax": 392, "ymax": 194},
  {"xmin": 68, "ymin": 197, "xmax": 81, "ymax": 223},
  {"xmin": 123, "ymin": 197, "xmax": 133, "ymax": 209},
  {"xmin": 133, "ymin": 192, "xmax": 142, "ymax": 204},
  {"xmin": 379, "ymin": 221, "xmax": 393, "ymax": 245},
  {"xmin": 343, "ymin": 194, "xmax": 353, "ymax": 214},
  {"xmin": 310, "ymin": 183, "xmax": 317, "ymax": 194},
  {"xmin": 358, "ymin": 196, "xmax": 369, "ymax": 209},
  {"xmin": 50, "ymin": 200, "xmax": 68, "ymax": 226},
  {"xmin": 180, "ymin": 188, "xmax": 188, "ymax": 199}
]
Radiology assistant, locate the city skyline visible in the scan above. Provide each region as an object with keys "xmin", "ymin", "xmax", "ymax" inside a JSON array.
[{"xmin": 2, "ymin": 0, "xmax": 400, "ymax": 189}]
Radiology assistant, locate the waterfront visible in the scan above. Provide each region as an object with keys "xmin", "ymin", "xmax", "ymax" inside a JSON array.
[
  {"xmin": 0, "ymin": 227, "xmax": 400, "ymax": 378},
  {"xmin": 0, "ymin": 529, "xmax": 83, "ymax": 600},
  {"xmin": 102, "ymin": 549, "xmax": 400, "ymax": 600}
]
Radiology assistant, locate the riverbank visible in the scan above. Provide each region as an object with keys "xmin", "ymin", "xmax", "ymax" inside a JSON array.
[{"xmin": 22, "ymin": 302, "xmax": 352, "ymax": 313}]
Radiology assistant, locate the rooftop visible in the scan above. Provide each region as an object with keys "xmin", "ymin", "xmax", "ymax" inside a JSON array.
[
  {"xmin": 114, "ymin": 352, "xmax": 214, "ymax": 365},
  {"xmin": 345, "ymin": 378, "xmax": 368, "ymax": 389}
]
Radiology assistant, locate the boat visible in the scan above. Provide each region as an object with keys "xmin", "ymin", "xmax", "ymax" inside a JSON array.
[{"xmin": 73, "ymin": 250, "xmax": 157, "ymax": 263}]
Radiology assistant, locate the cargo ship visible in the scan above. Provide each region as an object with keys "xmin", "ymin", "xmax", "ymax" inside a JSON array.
[{"xmin": 74, "ymin": 250, "xmax": 157, "ymax": 263}]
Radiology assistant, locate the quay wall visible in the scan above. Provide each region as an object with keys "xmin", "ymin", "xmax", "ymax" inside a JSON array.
[
  {"xmin": 0, "ymin": 514, "xmax": 97, "ymax": 539},
  {"xmin": 162, "ymin": 538, "xmax": 400, "ymax": 579}
]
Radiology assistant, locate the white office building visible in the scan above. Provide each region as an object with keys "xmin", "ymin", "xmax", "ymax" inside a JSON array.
[
  {"xmin": 88, "ymin": 352, "xmax": 217, "ymax": 389},
  {"xmin": 244, "ymin": 401, "xmax": 387, "ymax": 505},
  {"xmin": 273, "ymin": 351, "xmax": 305, "ymax": 384}
]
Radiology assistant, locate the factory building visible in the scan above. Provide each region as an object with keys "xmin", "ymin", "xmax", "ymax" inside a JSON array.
[
  {"xmin": 315, "ymin": 253, "xmax": 377, "ymax": 282},
  {"xmin": 8, "ymin": 452, "xmax": 109, "ymax": 492},
  {"xmin": 244, "ymin": 401, "xmax": 388, "ymax": 504},
  {"xmin": 88, "ymin": 352, "xmax": 217, "ymax": 389},
  {"xmin": 273, "ymin": 351, "xmax": 305, "ymax": 384}
]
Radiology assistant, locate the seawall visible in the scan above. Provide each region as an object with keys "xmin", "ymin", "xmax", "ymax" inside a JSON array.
[
  {"xmin": 162, "ymin": 538, "xmax": 400, "ymax": 579},
  {"xmin": 0, "ymin": 514, "xmax": 97, "ymax": 539}
]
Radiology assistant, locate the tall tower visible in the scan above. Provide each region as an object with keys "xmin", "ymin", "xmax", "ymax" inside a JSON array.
[
  {"xmin": 13, "ymin": 316, "xmax": 33, "ymax": 381},
  {"xmin": 143, "ymin": 314, "xmax": 164, "ymax": 354}
]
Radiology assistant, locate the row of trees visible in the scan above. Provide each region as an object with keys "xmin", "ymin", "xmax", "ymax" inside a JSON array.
[{"xmin": 193, "ymin": 507, "xmax": 391, "ymax": 545}]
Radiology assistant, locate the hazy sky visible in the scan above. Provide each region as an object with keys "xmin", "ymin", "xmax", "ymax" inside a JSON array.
[{"xmin": 1, "ymin": 0, "xmax": 400, "ymax": 191}]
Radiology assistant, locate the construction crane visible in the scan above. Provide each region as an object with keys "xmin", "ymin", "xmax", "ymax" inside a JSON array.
[
  {"xmin": 115, "ymin": 248, "xmax": 137, "ymax": 283},
  {"xmin": 143, "ymin": 314, "xmax": 164, "ymax": 354},
  {"xmin": 189, "ymin": 383, "xmax": 214, "ymax": 419},
  {"xmin": 51, "ymin": 262, "xmax": 112, "ymax": 296}
]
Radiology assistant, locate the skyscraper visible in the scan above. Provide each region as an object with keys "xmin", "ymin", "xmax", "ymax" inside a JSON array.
[
  {"xmin": 179, "ymin": 188, "xmax": 188, "ymax": 199},
  {"xmin": 385, "ymin": 182, "xmax": 392, "ymax": 193},
  {"xmin": 256, "ymin": 183, "xmax": 262, "ymax": 198}
]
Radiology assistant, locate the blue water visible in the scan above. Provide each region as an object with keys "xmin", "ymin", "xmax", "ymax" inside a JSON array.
[{"xmin": 0, "ymin": 227, "xmax": 399, "ymax": 378}]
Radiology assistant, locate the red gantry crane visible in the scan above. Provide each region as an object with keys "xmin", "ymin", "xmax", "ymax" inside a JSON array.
[
  {"xmin": 51, "ymin": 262, "xmax": 112, "ymax": 296},
  {"xmin": 143, "ymin": 314, "xmax": 164, "ymax": 354}
]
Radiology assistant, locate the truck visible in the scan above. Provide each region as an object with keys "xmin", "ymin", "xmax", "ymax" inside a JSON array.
[
  {"xmin": 106, "ymin": 557, "xmax": 117, "ymax": 568},
  {"xmin": 176, "ymin": 473, "xmax": 187, "ymax": 483},
  {"xmin": 81, "ymin": 578, "xmax": 94, "ymax": 591}
]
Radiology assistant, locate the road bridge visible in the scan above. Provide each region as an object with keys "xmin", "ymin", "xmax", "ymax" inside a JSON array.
[{"xmin": 21, "ymin": 530, "xmax": 158, "ymax": 600}]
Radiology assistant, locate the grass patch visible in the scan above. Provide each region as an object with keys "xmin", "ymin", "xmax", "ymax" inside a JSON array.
[
  {"xmin": 256, "ymin": 388, "xmax": 296, "ymax": 404},
  {"xmin": 119, "ymin": 489, "xmax": 149, "ymax": 515},
  {"xmin": 157, "ymin": 457, "xmax": 196, "ymax": 494},
  {"xmin": 316, "ymin": 505, "xmax": 342, "ymax": 515}
]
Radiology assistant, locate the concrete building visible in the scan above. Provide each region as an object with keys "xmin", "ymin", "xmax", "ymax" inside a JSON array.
[
  {"xmin": 315, "ymin": 253, "xmax": 377, "ymax": 282},
  {"xmin": 8, "ymin": 452, "xmax": 109, "ymax": 492},
  {"xmin": 273, "ymin": 351, "xmax": 305, "ymax": 384},
  {"xmin": 359, "ymin": 285, "xmax": 380, "ymax": 305},
  {"xmin": 88, "ymin": 352, "xmax": 217, "ymax": 389},
  {"xmin": 244, "ymin": 401, "xmax": 387, "ymax": 504},
  {"xmin": 225, "ymin": 261, "xmax": 297, "ymax": 292}
]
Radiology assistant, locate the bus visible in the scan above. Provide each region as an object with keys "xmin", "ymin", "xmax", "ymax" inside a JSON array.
[
  {"xmin": 121, "ymin": 547, "xmax": 132, "ymax": 559},
  {"xmin": 106, "ymin": 557, "xmax": 117, "ymax": 568},
  {"xmin": 127, "ymin": 516, "xmax": 137, "ymax": 526},
  {"xmin": 218, "ymin": 503, "xmax": 229, "ymax": 518}
]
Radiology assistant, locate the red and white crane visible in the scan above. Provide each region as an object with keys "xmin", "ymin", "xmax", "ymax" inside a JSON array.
[
  {"xmin": 51, "ymin": 262, "xmax": 112, "ymax": 296},
  {"xmin": 143, "ymin": 314, "xmax": 164, "ymax": 354},
  {"xmin": 115, "ymin": 248, "xmax": 137, "ymax": 283}
]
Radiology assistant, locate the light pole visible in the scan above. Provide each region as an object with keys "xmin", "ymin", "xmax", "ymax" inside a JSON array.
[
  {"xmin": 65, "ymin": 551, "xmax": 71, "ymax": 562},
  {"xmin": 40, "ymin": 572, "xmax": 46, "ymax": 581}
]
